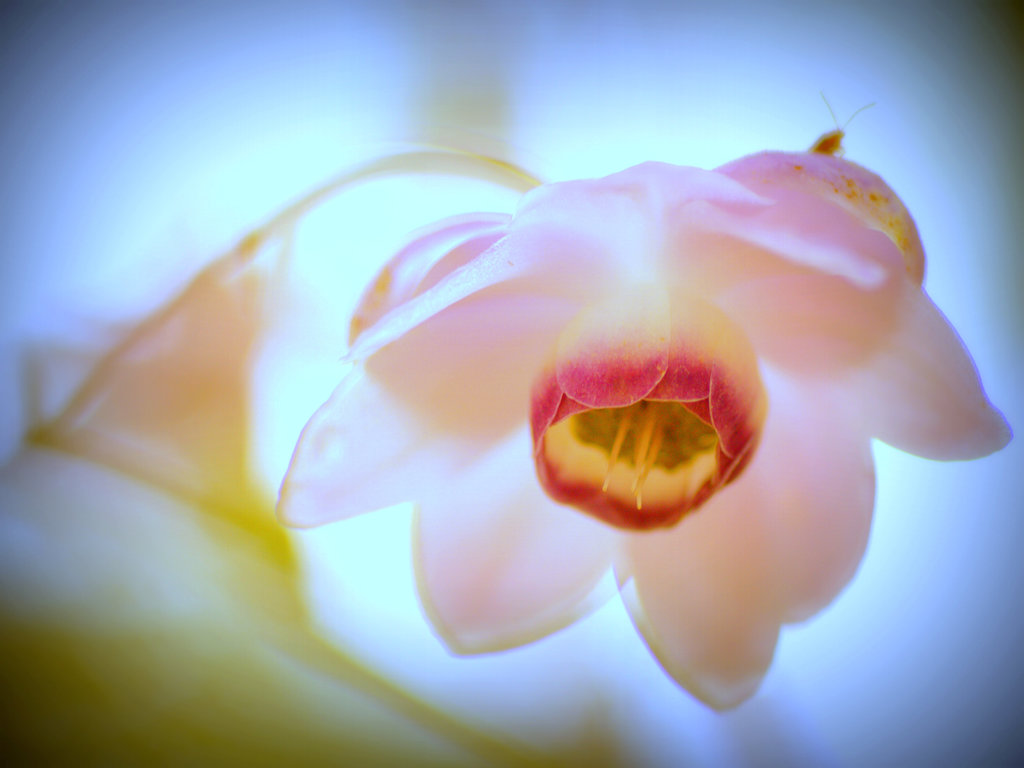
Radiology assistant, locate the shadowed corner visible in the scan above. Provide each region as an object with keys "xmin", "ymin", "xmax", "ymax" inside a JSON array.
[{"xmin": 991, "ymin": 6, "xmax": 1024, "ymax": 337}]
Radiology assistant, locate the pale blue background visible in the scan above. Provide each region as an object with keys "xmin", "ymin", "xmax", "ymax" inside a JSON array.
[{"xmin": 1, "ymin": 2, "xmax": 1021, "ymax": 765}]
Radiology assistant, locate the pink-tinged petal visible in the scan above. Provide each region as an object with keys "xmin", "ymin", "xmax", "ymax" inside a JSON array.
[
  {"xmin": 349, "ymin": 212, "xmax": 510, "ymax": 344},
  {"xmin": 346, "ymin": 220, "xmax": 609, "ymax": 365},
  {"xmin": 414, "ymin": 429, "xmax": 616, "ymax": 654},
  {"xmin": 528, "ymin": 359, "xmax": 573, "ymax": 450},
  {"xmin": 700, "ymin": 188, "xmax": 901, "ymax": 288},
  {"xmin": 670, "ymin": 187, "xmax": 907, "ymax": 308},
  {"xmin": 604, "ymin": 161, "xmax": 772, "ymax": 209},
  {"xmin": 278, "ymin": 367, "xmax": 477, "ymax": 528},
  {"xmin": 345, "ymin": 163, "xmax": 763, "ymax": 368},
  {"xmin": 27, "ymin": 253, "xmax": 266, "ymax": 513},
  {"xmin": 355, "ymin": 168, "xmax": 743, "ymax": 365},
  {"xmin": 500, "ymin": 188, "xmax": 657, "ymax": 298},
  {"xmin": 645, "ymin": 298, "xmax": 715, "ymax": 402},
  {"xmin": 535, "ymin": 295, "xmax": 766, "ymax": 532},
  {"xmin": 506, "ymin": 163, "xmax": 770, "ymax": 291},
  {"xmin": 514, "ymin": 164, "xmax": 769, "ymax": 236},
  {"xmin": 346, "ymin": 236, "xmax": 517, "ymax": 360},
  {"xmin": 620, "ymin": 487, "xmax": 780, "ymax": 710},
  {"xmin": 281, "ymin": 288, "xmax": 581, "ymax": 528},
  {"xmin": 755, "ymin": 370, "xmax": 876, "ymax": 622},
  {"xmin": 840, "ymin": 286, "xmax": 1011, "ymax": 460},
  {"xmin": 650, "ymin": 296, "xmax": 766, "ymax": 458},
  {"xmin": 718, "ymin": 150, "xmax": 925, "ymax": 285},
  {"xmin": 669, "ymin": 192, "xmax": 913, "ymax": 376},
  {"xmin": 368, "ymin": 287, "xmax": 580, "ymax": 438},
  {"xmin": 620, "ymin": 367, "xmax": 878, "ymax": 707},
  {"xmin": 555, "ymin": 286, "xmax": 670, "ymax": 408},
  {"xmin": 716, "ymin": 268, "xmax": 902, "ymax": 375}
]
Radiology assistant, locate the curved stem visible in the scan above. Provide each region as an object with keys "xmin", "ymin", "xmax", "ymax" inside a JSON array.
[{"xmin": 247, "ymin": 146, "xmax": 543, "ymax": 259}]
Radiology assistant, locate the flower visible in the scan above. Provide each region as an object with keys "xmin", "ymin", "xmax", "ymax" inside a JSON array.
[{"xmin": 277, "ymin": 143, "xmax": 1010, "ymax": 709}]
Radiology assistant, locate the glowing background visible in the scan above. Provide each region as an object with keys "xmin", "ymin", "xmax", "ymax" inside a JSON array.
[{"xmin": 1, "ymin": 1, "xmax": 1021, "ymax": 765}]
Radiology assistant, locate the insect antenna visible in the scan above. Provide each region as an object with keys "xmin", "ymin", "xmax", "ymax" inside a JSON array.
[{"xmin": 811, "ymin": 93, "xmax": 876, "ymax": 156}]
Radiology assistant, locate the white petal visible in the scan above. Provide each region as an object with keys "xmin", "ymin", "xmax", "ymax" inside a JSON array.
[
  {"xmin": 841, "ymin": 286, "xmax": 1011, "ymax": 460},
  {"xmin": 687, "ymin": 193, "xmax": 908, "ymax": 376},
  {"xmin": 717, "ymin": 150, "xmax": 927, "ymax": 286},
  {"xmin": 30, "ymin": 263, "xmax": 264, "ymax": 510},
  {"xmin": 347, "ymin": 228, "xmax": 597, "ymax": 363},
  {"xmin": 621, "ymin": 484, "xmax": 780, "ymax": 709},
  {"xmin": 278, "ymin": 366, "xmax": 478, "ymax": 528},
  {"xmin": 509, "ymin": 163, "xmax": 768, "ymax": 292},
  {"xmin": 620, "ymin": 369, "xmax": 877, "ymax": 707},
  {"xmin": 349, "ymin": 213, "xmax": 510, "ymax": 340},
  {"xmin": 347, "ymin": 238, "xmax": 520, "ymax": 361},
  {"xmin": 414, "ymin": 428, "xmax": 616, "ymax": 654},
  {"xmin": 281, "ymin": 289, "xmax": 579, "ymax": 529},
  {"xmin": 366, "ymin": 286, "xmax": 579, "ymax": 437},
  {"xmin": 755, "ymin": 370, "xmax": 876, "ymax": 622},
  {"xmin": 672, "ymin": 191, "xmax": 912, "ymax": 377},
  {"xmin": 686, "ymin": 190, "xmax": 899, "ymax": 288},
  {"xmin": 716, "ymin": 269, "xmax": 901, "ymax": 375},
  {"xmin": 554, "ymin": 285, "xmax": 670, "ymax": 407}
]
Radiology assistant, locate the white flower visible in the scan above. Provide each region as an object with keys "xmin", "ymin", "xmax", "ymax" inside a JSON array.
[{"xmin": 279, "ymin": 145, "xmax": 1010, "ymax": 708}]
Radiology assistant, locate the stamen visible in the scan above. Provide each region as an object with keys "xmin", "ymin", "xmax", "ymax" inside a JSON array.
[
  {"xmin": 602, "ymin": 410, "xmax": 634, "ymax": 491},
  {"xmin": 635, "ymin": 421, "xmax": 664, "ymax": 511},
  {"xmin": 631, "ymin": 407, "xmax": 658, "ymax": 497},
  {"xmin": 561, "ymin": 399, "xmax": 726, "ymax": 527}
]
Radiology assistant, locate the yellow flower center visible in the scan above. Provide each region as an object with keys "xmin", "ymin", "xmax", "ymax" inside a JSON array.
[{"xmin": 543, "ymin": 400, "xmax": 719, "ymax": 515}]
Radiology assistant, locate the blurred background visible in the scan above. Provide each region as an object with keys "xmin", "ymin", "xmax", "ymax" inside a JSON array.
[{"xmin": 1, "ymin": 1, "xmax": 1021, "ymax": 765}]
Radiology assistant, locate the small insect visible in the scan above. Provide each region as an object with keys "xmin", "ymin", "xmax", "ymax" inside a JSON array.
[{"xmin": 811, "ymin": 94, "xmax": 875, "ymax": 156}]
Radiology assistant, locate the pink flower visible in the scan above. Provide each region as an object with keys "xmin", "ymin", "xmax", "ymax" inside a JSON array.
[{"xmin": 277, "ymin": 145, "xmax": 1010, "ymax": 708}]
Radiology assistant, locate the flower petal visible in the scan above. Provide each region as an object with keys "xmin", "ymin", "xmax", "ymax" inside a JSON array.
[
  {"xmin": 555, "ymin": 286, "xmax": 670, "ymax": 408},
  {"xmin": 650, "ymin": 295, "xmax": 766, "ymax": 458},
  {"xmin": 349, "ymin": 175, "xmax": 680, "ymax": 366},
  {"xmin": 670, "ymin": 185, "xmax": 904, "ymax": 303},
  {"xmin": 840, "ymin": 286, "xmax": 1011, "ymax": 460},
  {"xmin": 756, "ymin": 369, "xmax": 875, "ymax": 622},
  {"xmin": 620, "ymin": 488, "xmax": 780, "ymax": 709},
  {"xmin": 533, "ymin": 293, "xmax": 766, "ymax": 531},
  {"xmin": 718, "ymin": 150, "xmax": 926, "ymax": 285},
  {"xmin": 346, "ymin": 235, "xmax": 518, "ymax": 361},
  {"xmin": 672, "ymin": 192, "xmax": 910, "ymax": 375},
  {"xmin": 277, "ymin": 366, "xmax": 477, "ymax": 527},
  {"xmin": 507, "ymin": 163, "xmax": 770, "ymax": 291},
  {"xmin": 348, "ymin": 212, "xmax": 510, "ymax": 343},
  {"xmin": 701, "ymin": 189, "xmax": 899, "ymax": 288},
  {"xmin": 619, "ymin": 370, "xmax": 877, "ymax": 707},
  {"xmin": 414, "ymin": 428, "xmax": 616, "ymax": 654},
  {"xmin": 27, "ymin": 252, "xmax": 267, "ymax": 512},
  {"xmin": 367, "ymin": 286, "xmax": 580, "ymax": 437},
  {"xmin": 282, "ymin": 279, "xmax": 582, "ymax": 529},
  {"xmin": 514, "ymin": 164, "xmax": 769, "ymax": 233},
  {"xmin": 715, "ymin": 268, "xmax": 901, "ymax": 375}
]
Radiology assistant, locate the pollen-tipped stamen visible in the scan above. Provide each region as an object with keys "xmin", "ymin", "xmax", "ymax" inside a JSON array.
[
  {"xmin": 631, "ymin": 407, "xmax": 658, "ymax": 497},
  {"xmin": 543, "ymin": 398, "xmax": 745, "ymax": 530},
  {"xmin": 603, "ymin": 410, "xmax": 635, "ymax": 492},
  {"xmin": 635, "ymin": 421, "xmax": 665, "ymax": 511}
]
